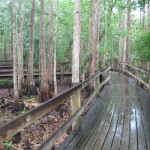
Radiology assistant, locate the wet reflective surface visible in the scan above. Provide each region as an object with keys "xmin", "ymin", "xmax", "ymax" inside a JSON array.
[{"xmin": 57, "ymin": 72, "xmax": 150, "ymax": 150}]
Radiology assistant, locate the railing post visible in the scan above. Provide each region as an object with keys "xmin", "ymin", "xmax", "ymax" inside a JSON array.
[
  {"xmin": 126, "ymin": 64, "xmax": 129, "ymax": 76},
  {"xmin": 71, "ymin": 89, "xmax": 81, "ymax": 132},
  {"xmin": 61, "ymin": 73, "xmax": 64, "ymax": 85},
  {"xmin": 108, "ymin": 68, "xmax": 110, "ymax": 78},
  {"xmin": 147, "ymin": 72, "xmax": 150, "ymax": 92},
  {"xmin": 94, "ymin": 75, "xmax": 100, "ymax": 97},
  {"xmin": 123, "ymin": 63, "xmax": 125, "ymax": 70},
  {"xmin": 136, "ymin": 70, "xmax": 139, "ymax": 85},
  {"xmin": 60, "ymin": 66, "xmax": 64, "ymax": 85},
  {"xmin": 119, "ymin": 63, "xmax": 121, "ymax": 69}
]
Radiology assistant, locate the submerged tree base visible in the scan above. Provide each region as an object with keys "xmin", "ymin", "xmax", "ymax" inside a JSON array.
[
  {"xmin": 27, "ymin": 84, "xmax": 38, "ymax": 97},
  {"xmin": 39, "ymin": 86, "xmax": 52, "ymax": 102},
  {"xmin": 85, "ymin": 85, "xmax": 94, "ymax": 98},
  {"xmin": 49, "ymin": 81, "xmax": 54, "ymax": 91},
  {"xmin": 13, "ymin": 100, "xmax": 21, "ymax": 112}
]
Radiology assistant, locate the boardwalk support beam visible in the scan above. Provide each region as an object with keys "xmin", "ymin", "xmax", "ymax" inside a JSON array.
[{"xmin": 71, "ymin": 89, "xmax": 81, "ymax": 131}]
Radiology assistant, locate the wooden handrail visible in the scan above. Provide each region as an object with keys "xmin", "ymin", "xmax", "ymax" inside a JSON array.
[
  {"xmin": 0, "ymin": 67, "xmax": 110, "ymax": 144},
  {"xmin": 118, "ymin": 62, "xmax": 150, "ymax": 92},
  {"xmin": 119, "ymin": 62, "xmax": 150, "ymax": 74}
]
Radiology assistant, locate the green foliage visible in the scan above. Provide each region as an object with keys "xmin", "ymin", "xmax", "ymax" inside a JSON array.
[
  {"xmin": 21, "ymin": 105, "xmax": 27, "ymax": 114},
  {"xmin": 2, "ymin": 141, "xmax": 12, "ymax": 149},
  {"xmin": 0, "ymin": 0, "xmax": 149, "ymax": 68},
  {"xmin": 133, "ymin": 32, "xmax": 150, "ymax": 63},
  {"xmin": 137, "ymin": 0, "xmax": 147, "ymax": 10}
]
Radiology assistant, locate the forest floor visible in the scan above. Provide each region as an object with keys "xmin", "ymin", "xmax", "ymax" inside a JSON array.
[{"xmin": 0, "ymin": 84, "xmax": 92, "ymax": 150}]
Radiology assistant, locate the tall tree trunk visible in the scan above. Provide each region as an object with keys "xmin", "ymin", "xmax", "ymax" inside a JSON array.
[
  {"xmin": 27, "ymin": 0, "xmax": 38, "ymax": 96},
  {"xmin": 72, "ymin": 0, "xmax": 80, "ymax": 84},
  {"xmin": 103, "ymin": 1, "xmax": 108, "ymax": 67},
  {"xmin": 140, "ymin": 10, "xmax": 142, "ymax": 28},
  {"xmin": 47, "ymin": 0, "xmax": 54, "ymax": 91},
  {"xmin": 54, "ymin": 0, "xmax": 58, "ymax": 95},
  {"xmin": 39, "ymin": 0, "xmax": 51, "ymax": 102},
  {"xmin": 3, "ymin": 17, "xmax": 7, "ymax": 61},
  {"xmin": 103, "ymin": 0, "xmax": 117, "ymax": 66},
  {"xmin": 3, "ymin": 29, "xmax": 7, "ymax": 61},
  {"xmin": 88, "ymin": 0, "xmax": 95, "ymax": 97},
  {"xmin": 123, "ymin": 0, "xmax": 130, "ymax": 64},
  {"xmin": 147, "ymin": 1, "xmax": 150, "ymax": 70},
  {"xmin": 142, "ymin": 7, "xmax": 145, "ymax": 30},
  {"xmin": 118, "ymin": 7, "xmax": 123, "ymax": 62},
  {"xmin": 89, "ymin": 0, "xmax": 95, "ymax": 77},
  {"xmin": 13, "ymin": 0, "xmax": 21, "ymax": 111},
  {"xmin": 10, "ymin": 32, "xmax": 13, "ymax": 62},
  {"xmin": 94, "ymin": 0, "xmax": 100, "ymax": 72},
  {"xmin": 147, "ymin": 1, "xmax": 150, "ymax": 30},
  {"xmin": 71, "ymin": 0, "xmax": 81, "ymax": 132},
  {"xmin": 18, "ymin": 0, "xmax": 24, "ymax": 98},
  {"xmin": 89, "ymin": 0, "xmax": 100, "ymax": 75},
  {"xmin": 86, "ymin": 0, "xmax": 100, "ymax": 97},
  {"xmin": 88, "ymin": 0, "xmax": 94, "ymax": 54}
]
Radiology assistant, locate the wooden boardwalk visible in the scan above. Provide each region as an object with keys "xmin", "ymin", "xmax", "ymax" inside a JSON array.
[{"xmin": 56, "ymin": 72, "xmax": 150, "ymax": 150}]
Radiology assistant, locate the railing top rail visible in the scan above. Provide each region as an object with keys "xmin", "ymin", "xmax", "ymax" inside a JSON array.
[
  {"xmin": 0, "ymin": 67, "xmax": 110, "ymax": 143},
  {"xmin": 117, "ymin": 62, "xmax": 150, "ymax": 92},
  {"xmin": 119, "ymin": 62, "xmax": 150, "ymax": 74}
]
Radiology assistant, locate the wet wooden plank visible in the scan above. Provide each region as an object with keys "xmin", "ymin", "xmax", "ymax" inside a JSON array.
[
  {"xmin": 56, "ymin": 85, "xmax": 110, "ymax": 150},
  {"xmin": 111, "ymin": 96, "xmax": 126, "ymax": 150},
  {"xmin": 129, "ymin": 86, "xmax": 138, "ymax": 150},
  {"xmin": 56, "ymin": 98, "xmax": 103, "ymax": 150},
  {"xmin": 102, "ymin": 88, "xmax": 123, "ymax": 150},
  {"xmin": 56, "ymin": 72, "xmax": 150, "ymax": 150},
  {"xmin": 136, "ymin": 91, "xmax": 150, "ymax": 149},
  {"xmin": 61, "ymin": 97, "xmax": 105, "ymax": 150},
  {"xmin": 92, "ymin": 87, "xmax": 119, "ymax": 150},
  {"xmin": 139, "ymin": 108, "xmax": 150, "ymax": 150},
  {"xmin": 82, "ymin": 90, "xmax": 116, "ymax": 150},
  {"xmin": 128, "ymin": 85, "xmax": 147, "ymax": 150},
  {"xmin": 78, "ymin": 86, "xmax": 117, "ymax": 150},
  {"xmin": 134, "ymin": 97, "xmax": 147, "ymax": 150},
  {"xmin": 118, "ymin": 88, "xmax": 130, "ymax": 150},
  {"xmin": 74, "ymin": 97, "xmax": 113, "ymax": 150},
  {"xmin": 104, "ymin": 85, "xmax": 125, "ymax": 150},
  {"xmin": 64, "ymin": 90, "xmax": 113, "ymax": 150}
]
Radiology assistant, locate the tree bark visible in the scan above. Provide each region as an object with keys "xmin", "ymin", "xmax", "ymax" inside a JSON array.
[
  {"xmin": 18, "ymin": 0, "xmax": 24, "ymax": 98},
  {"xmin": 118, "ymin": 7, "xmax": 123, "ymax": 62},
  {"xmin": 147, "ymin": 1, "xmax": 150, "ymax": 30},
  {"xmin": 142, "ymin": 7, "xmax": 145, "ymax": 30},
  {"xmin": 54, "ymin": 0, "xmax": 58, "ymax": 95},
  {"xmin": 86, "ymin": 0, "xmax": 100, "ymax": 97},
  {"xmin": 103, "ymin": 0, "xmax": 117, "ymax": 66},
  {"xmin": 89, "ymin": 0, "xmax": 95, "ymax": 77},
  {"xmin": 94, "ymin": 0, "xmax": 100, "ymax": 72},
  {"xmin": 47, "ymin": 0, "xmax": 54, "ymax": 91},
  {"xmin": 123, "ymin": 0, "xmax": 130, "ymax": 64},
  {"xmin": 72, "ymin": 0, "xmax": 80, "ymax": 84},
  {"xmin": 88, "ymin": 0, "xmax": 94, "ymax": 54},
  {"xmin": 39, "ymin": 0, "xmax": 52, "ymax": 102},
  {"xmin": 103, "ymin": 1, "xmax": 108, "ymax": 67},
  {"xmin": 140, "ymin": 10, "xmax": 142, "ymax": 28},
  {"xmin": 71, "ymin": 0, "xmax": 81, "ymax": 131},
  {"xmin": 89, "ymin": 0, "xmax": 100, "ymax": 76},
  {"xmin": 3, "ymin": 17, "xmax": 7, "ymax": 62},
  {"xmin": 27, "ymin": 0, "xmax": 38, "ymax": 96},
  {"xmin": 13, "ymin": 0, "xmax": 21, "ymax": 111}
]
